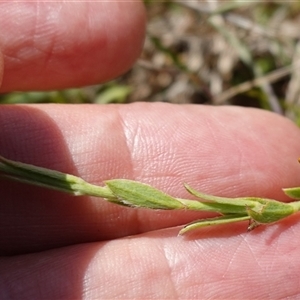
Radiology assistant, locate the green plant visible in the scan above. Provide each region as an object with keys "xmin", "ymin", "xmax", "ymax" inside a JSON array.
[{"xmin": 1, "ymin": 155, "xmax": 300, "ymax": 235}]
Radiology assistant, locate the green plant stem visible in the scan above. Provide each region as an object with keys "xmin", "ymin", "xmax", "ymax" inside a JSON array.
[
  {"xmin": 0, "ymin": 155, "xmax": 115, "ymax": 199},
  {"xmin": 1, "ymin": 154, "xmax": 300, "ymax": 235}
]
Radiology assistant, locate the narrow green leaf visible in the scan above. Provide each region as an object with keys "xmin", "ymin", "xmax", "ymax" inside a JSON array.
[
  {"xmin": 283, "ymin": 187, "xmax": 300, "ymax": 200},
  {"xmin": 179, "ymin": 214, "xmax": 250, "ymax": 235},
  {"xmin": 184, "ymin": 184, "xmax": 256, "ymax": 207},
  {"xmin": 105, "ymin": 179, "xmax": 186, "ymax": 209}
]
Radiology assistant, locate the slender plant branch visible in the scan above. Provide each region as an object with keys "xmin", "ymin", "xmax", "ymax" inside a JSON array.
[{"xmin": 1, "ymin": 155, "xmax": 300, "ymax": 235}]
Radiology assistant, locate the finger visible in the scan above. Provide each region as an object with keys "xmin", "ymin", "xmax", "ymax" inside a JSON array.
[
  {"xmin": 1, "ymin": 225, "xmax": 299, "ymax": 299},
  {"xmin": 0, "ymin": 1, "xmax": 146, "ymax": 92},
  {"xmin": 1, "ymin": 103, "xmax": 300, "ymax": 254}
]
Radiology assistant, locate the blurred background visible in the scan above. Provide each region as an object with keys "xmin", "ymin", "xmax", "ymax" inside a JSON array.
[{"xmin": 2, "ymin": 1, "xmax": 300, "ymax": 124}]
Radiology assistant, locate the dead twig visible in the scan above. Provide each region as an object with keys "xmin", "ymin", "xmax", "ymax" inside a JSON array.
[{"xmin": 214, "ymin": 62, "xmax": 299, "ymax": 105}]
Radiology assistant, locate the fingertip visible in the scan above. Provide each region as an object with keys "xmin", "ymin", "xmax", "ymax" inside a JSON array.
[{"xmin": 0, "ymin": 1, "xmax": 146, "ymax": 92}]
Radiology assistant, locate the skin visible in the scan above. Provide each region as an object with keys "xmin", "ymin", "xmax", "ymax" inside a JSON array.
[{"xmin": 1, "ymin": 1, "xmax": 300, "ymax": 299}]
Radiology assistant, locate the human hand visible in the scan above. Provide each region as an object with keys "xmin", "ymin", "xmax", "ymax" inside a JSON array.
[{"xmin": 1, "ymin": 2, "xmax": 300, "ymax": 299}]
